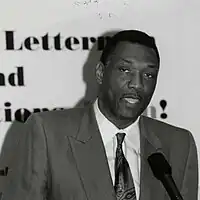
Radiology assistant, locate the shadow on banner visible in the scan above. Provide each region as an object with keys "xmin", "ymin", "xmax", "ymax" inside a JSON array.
[{"xmin": 75, "ymin": 29, "xmax": 121, "ymax": 107}]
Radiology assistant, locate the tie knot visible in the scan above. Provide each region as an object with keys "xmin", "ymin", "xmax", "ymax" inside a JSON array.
[{"xmin": 116, "ymin": 132, "xmax": 126, "ymax": 146}]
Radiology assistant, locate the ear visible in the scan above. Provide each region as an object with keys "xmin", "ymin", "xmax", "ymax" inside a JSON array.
[{"xmin": 95, "ymin": 61, "xmax": 105, "ymax": 85}]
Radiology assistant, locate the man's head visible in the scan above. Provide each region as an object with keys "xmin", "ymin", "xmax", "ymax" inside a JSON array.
[{"xmin": 95, "ymin": 30, "xmax": 160, "ymax": 124}]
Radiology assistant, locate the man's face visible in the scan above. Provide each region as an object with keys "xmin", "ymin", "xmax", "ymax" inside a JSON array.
[{"xmin": 97, "ymin": 41, "xmax": 159, "ymax": 120}]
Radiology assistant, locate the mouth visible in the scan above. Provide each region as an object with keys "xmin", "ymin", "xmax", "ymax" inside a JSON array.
[
  {"xmin": 124, "ymin": 98, "xmax": 140, "ymax": 104},
  {"xmin": 121, "ymin": 94, "xmax": 142, "ymax": 105}
]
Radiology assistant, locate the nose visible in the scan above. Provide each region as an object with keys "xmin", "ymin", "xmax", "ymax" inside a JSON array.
[{"xmin": 128, "ymin": 71, "xmax": 143, "ymax": 90}]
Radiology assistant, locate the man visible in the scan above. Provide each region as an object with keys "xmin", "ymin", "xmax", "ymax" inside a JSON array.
[{"xmin": 1, "ymin": 30, "xmax": 198, "ymax": 200}]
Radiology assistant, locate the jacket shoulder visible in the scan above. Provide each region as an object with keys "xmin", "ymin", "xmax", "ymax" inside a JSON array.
[
  {"xmin": 25, "ymin": 107, "xmax": 87, "ymax": 135},
  {"xmin": 142, "ymin": 115, "xmax": 194, "ymax": 144}
]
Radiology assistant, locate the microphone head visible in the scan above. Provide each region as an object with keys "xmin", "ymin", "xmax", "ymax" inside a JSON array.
[{"xmin": 148, "ymin": 153, "xmax": 172, "ymax": 180}]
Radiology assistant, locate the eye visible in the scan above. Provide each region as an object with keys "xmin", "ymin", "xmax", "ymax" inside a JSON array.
[
  {"xmin": 118, "ymin": 67, "xmax": 130, "ymax": 73},
  {"xmin": 144, "ymin": 73, "xmax": 155, "ymax": 79}
]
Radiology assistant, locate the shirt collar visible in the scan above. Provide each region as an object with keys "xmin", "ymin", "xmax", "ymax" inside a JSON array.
[{"xmin": 93, "ymin": 98, "xmax": 140, "ymax": 152}]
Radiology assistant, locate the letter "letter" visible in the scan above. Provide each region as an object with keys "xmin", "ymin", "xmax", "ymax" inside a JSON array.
[{"xmin": 5, "ymin": 31, "xmax": 23, "ymax": 50}]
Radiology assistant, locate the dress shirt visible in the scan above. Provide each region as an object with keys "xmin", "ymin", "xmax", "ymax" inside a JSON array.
[{"xmin": 93, "ymin": 99, "xmax": 141, "ymax": 200}]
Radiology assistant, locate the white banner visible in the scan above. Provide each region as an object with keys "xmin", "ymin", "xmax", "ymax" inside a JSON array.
[{"xmin": 0, "ymin": 0, "xmax": 200, "ymax": 197}]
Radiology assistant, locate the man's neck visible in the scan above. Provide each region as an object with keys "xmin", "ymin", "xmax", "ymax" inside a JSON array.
[{"xmin": 97, "ymin": 99, "xmax": 138, "ymax": 129}]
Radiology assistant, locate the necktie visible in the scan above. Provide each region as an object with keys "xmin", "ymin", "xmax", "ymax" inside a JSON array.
[{"xmin": 114, "ymin": 132, "xmax": 137, "ymax": 200}]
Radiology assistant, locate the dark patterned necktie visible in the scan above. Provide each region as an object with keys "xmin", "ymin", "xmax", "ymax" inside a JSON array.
[{"xmin": 114, "ymin": 133, "xmax": 137, "ymax": 200}]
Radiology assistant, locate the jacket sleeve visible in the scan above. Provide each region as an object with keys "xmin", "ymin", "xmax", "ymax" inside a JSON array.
[
  {"xmin": 180, "ymin": 131, "xmax": 198, "ymax": 200},
  {"xmin": 2, "ymin": 114, "xmax": 50, "ymax": 200}
]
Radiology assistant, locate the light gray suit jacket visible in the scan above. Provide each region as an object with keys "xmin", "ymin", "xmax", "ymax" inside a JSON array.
[{"xmin": 0, "ymin": 104, "xmax": 198, "ymax": 200}]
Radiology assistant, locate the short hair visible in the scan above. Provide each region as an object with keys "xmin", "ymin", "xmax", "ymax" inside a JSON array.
[{"xmin": 100, "ymin": 30, "xmax": 160, "ymax": 65}]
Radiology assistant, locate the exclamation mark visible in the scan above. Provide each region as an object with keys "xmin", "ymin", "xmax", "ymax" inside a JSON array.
[{"xmin": 160, "ymin": 100, "xmax": 167, "ymax": 119}]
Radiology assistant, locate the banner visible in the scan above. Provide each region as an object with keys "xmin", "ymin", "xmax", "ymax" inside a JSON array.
[{"xmin": 0, "ymin": 0, "xmax": 199, "ymax": 197}]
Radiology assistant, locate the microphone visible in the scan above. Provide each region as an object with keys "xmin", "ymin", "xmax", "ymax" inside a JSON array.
[{"xmin": 148, "ymin": 153, "xmax": 184, "ymax": 200}]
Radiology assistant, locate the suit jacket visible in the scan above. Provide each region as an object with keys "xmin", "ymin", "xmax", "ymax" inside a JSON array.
[{"xmin": 0, "ymin": 104, "xmax": 198, "ymax": 200}]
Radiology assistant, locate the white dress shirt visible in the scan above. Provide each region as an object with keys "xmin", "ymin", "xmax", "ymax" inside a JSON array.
[{"xmin": 93, "ymin": 99, "xmax": 141, "ymax": 200}]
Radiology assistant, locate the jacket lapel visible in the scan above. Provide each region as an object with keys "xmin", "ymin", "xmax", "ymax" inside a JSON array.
[
  {"xmin": 67, "ymin": 105, "xmax": 167, "ymax": 200},
  {"xmin": 139, "ymin": 115, "xmax": 166, "ymax": 200},
  {"xmin": 68, "ymin": 105, "xmax": 116, "ymax": 200}
]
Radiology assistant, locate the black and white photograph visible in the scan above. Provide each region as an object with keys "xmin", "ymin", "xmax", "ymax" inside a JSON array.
[{"xmin": 0, "ymin": 1, "xmax": 199, "ymax": 199}]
